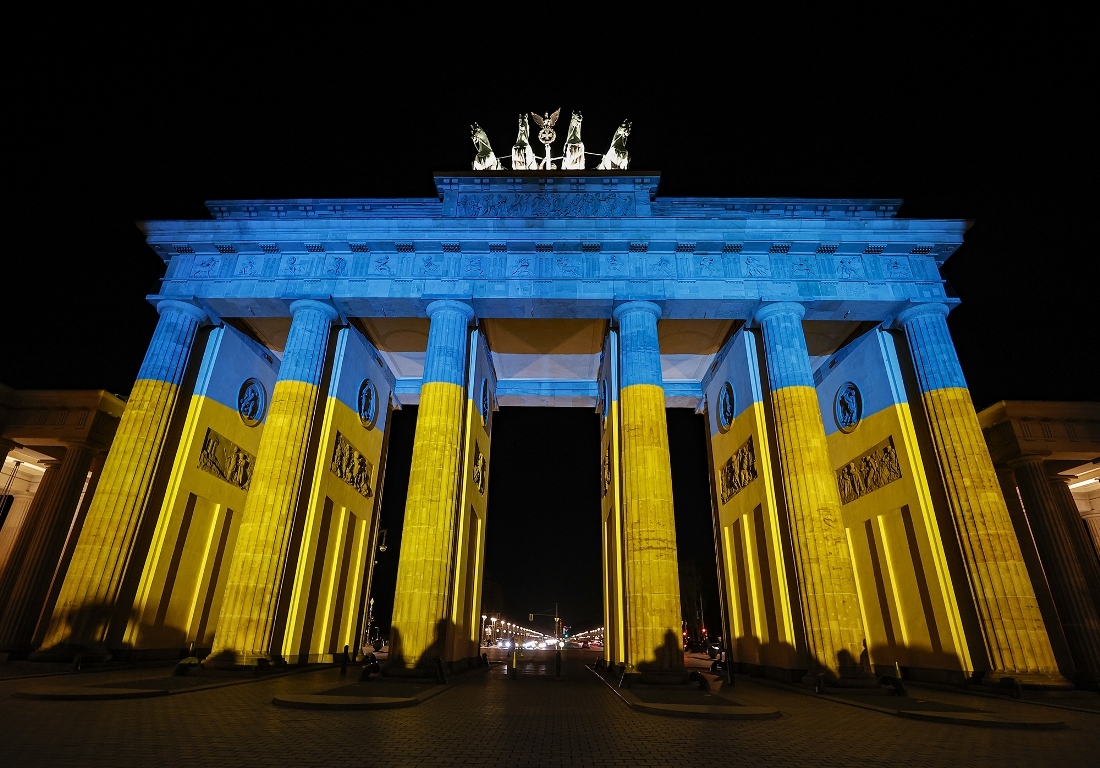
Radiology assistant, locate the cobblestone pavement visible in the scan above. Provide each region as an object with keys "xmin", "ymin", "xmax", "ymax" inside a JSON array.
[{"xmin": 2, "ymin": 651, "xmax": 1099, "ymax": 767}]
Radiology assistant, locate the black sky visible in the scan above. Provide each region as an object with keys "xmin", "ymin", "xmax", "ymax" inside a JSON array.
[{"xmin": 4, "ymin": 10, "xmax": 1093, "ymax": 633}]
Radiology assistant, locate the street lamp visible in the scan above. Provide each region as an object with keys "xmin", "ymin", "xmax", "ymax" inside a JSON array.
[{"xmin": 480, "ymin": 614, "xmax": 487, "ymax": 648}]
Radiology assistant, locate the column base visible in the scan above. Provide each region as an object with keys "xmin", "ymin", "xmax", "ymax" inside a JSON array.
[
  {"xmin": 202, "ymin": 649, "xmax": 287, "ymax": 671},
  {"xmin": 979, "ymin": 670, "xmax": 1075, "ymax": 691},
  {"xmin": 29, "ymin": 641, "xmax": 114, "ymax": 664}
]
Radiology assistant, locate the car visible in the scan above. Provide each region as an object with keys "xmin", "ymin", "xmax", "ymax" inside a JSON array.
[
  {"xmin": 495, "ymin": 638, "xmax": 512, "ymax": 649},
  {"xmin": 523, "ymin": 639, "xmax": 537, "ymax": 649}
]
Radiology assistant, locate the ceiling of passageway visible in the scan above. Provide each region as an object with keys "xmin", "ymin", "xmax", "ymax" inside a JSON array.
[
  {"xmin": 233, "ymin": 315, "xmax": 870, "ymax": 397},
  {"xmin": 355, "ymin": 317, "xmax": 430, "ymax": 380},
  {"xmin": 482, "ymin": 319, "xmax": 606, "ymax": 381}
]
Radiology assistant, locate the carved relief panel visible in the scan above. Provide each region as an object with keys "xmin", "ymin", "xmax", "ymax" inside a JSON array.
[
  {"xmin": 720, "ymin": 435, "xmax": 758, "ymax": 503},
  {"xmin": 836, "ymin": 436, "xmax": 903, "ymax": 505},
  {"xmin": 197, "ymin": 428, "xmax": 255, "ymax": 491},
  {"xmin": 472, "ymin": 441, "xmax": 487, "ymax": 495},
  {"xmin": 330, "ymin": 431, "xmax": 373, "ymax": 499}
]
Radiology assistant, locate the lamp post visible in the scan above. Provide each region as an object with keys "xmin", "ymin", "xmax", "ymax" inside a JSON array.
[
  {"xmin": 480, "ymin": 614, "xmax": 487, "ymax": 648},
  {"xmin": 368, "ymin": 597, "xmax": 375, "ymax": 647}
]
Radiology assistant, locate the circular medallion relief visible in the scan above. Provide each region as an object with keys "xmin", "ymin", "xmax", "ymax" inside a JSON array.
[
  {"xmin": 358, "ymin": 379, "xmax": 379, "ymax": 429},
  {"xmin": 834, "ymin": 382, "xmax": 863, "ymax": 433},
  {"xmin": 238, "ymin": 378, "xmax": 267, "ymax": 427},
  {"xmin": 717, "ymin": 381, "xmax": 735, "ymax": 432}
]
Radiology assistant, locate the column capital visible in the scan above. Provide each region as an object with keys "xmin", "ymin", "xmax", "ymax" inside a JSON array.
[
  {"xmin": 288, "ymin": 299, "xmax": 339, "ymax": 322},
  {"xmin": 612, "ymin": 301, "xmax": 662, "ymax": 323},
  {"xmin": 894, "ymin": 302, "xmax": 950, "ymax": 329},
  {"xmin": 425, "ymin": 300, "xmax": 474, "ymax": 322},
  {"xmin": 753, "ymin": 301, "xmax": 805, "ymax": 325},
  {"xmin": 156, "ymin": 299, "xmax": 210, "ymax": 325}
]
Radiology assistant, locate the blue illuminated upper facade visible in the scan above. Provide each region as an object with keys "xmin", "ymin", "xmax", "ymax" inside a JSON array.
[{"xmin": 141, "ymin": 171, "xmax": 968, "ymax": 408}]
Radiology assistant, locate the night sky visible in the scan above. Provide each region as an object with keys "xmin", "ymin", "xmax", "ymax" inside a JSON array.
[{"xmin": 6, "ymin": 13, "xmax": 1092, "ymax": 635}]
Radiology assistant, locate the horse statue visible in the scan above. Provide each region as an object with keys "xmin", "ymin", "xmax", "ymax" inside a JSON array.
[
  {"xmin": 596, "ymin": 119, "xmax": 631, "ymax": 170},
  {"xmin": 561, "ymin": 111, "xmax": 585, "ymax": 169},
  {"xmin": 470, "ymin": 123, "xmax": 503, "ymax": 171},
  {"xmin": 511, "ymin": 114, "xmax": 538, "ymax": 171}
]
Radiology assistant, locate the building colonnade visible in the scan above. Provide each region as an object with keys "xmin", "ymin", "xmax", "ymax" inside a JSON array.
[{"xmin": 2, "ymin": 297, "xmax": 1098, "ymax": 689}]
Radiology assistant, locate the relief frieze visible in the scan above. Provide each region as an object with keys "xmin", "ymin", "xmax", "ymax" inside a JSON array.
[
  {"xmin": 720, "ymin": 436, "xmax": 758, "ymax": 503},
  {"xmin": 197, "ymin": 428, "xmax": 254, "ymax": 491},
  {"xmin": 456, "ymin": 192, "xmax": 635, "ymax": 218},
  {"xmin": 836, "ymin": 436, "xmax": 903, "ymax": 505},
  {"xmin": 330, "ymin": 431, "xmax": 373, "ymax": 499}
]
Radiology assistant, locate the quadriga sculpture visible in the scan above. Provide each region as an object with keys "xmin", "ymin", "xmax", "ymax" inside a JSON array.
[
  {"xmin": 596, "ymin": 120, "xmax": 631, "ymax": 170},
  {"xmin": 470, "ymin": 123, "xmax": 503, "ymax": 170},
  {"xmin": 561, "ymin": 111, "xmax": 585, "ymax": 170},
  {"xmin": 511, "ymin": 114, "xmax": 538, "ymax": 171}
]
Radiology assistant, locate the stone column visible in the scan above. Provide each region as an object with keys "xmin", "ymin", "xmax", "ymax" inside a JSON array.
[
  {"xmin": 207, "ymin": 299, "xmax": 338, "ymax": 667},
  {"xmin": 1010, "ymin": 457, "xmax": 1100, "ymax": 683},
  {"xmin": 896, "ymin": 303, "xmax": 1060, "ymax": 681},
  {"xmin": 1084, "ymin": 514, "xmax": 1100, "ymax": 567},
  {"xmin": 0, "ymin": 462, "xmax": 61, "ymax": 614},
  {"xmin": 1049, "ymin": 476, "xmax": 1100, "ymax": 618},
  {"xmin": 40, "ymin": 300, "xmax": 209, "ymax": 653},
  {"xmin": 755, "ymin": 302, "xmax": 866, "ymax": 679},
  {"xmin": 0, "ymin": 444, "xmax": 94, "ymax": 652},
  {"xmin": 389, "ymin": 300, "xmax": 473, "ymax": 670},
  {"xmin": 613, "ymin": 301, "xmax": 683, "ymax": 673},
  {"xmin": 1, "ymin": 438, "xmax": 23, "ymax": 528},
  {"xmin": 34, "ymin": 451, "xmax": 106, "ymax": 649}
]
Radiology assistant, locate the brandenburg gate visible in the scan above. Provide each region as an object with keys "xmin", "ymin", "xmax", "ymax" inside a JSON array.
[{"xmin": 12, "ymin": 118, "xmax": 1095, "ymax": 689}]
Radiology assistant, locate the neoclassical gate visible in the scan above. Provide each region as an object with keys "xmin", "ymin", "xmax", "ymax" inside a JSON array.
[{"xmin": 23, "ymin": 171, "xmax": 1079, "ymax": 686}]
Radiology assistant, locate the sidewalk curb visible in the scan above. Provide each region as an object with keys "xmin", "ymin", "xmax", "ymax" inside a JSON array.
[
  {"xmin": 735, "ymin": 675, "xmax": 1067, "ymax": 729},
  {"xmin": 12, "ymin": 663, "xmax": 328, "ymax": 701},
  {"xmin": 271, "ymin": 663, "xmax": 489, "ymax": 711},
  {"xmin": 589, "ymin": 666, "xmax": 782, "ymax": 720}
]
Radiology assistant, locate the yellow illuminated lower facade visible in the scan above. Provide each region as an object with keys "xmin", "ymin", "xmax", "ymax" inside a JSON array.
[{"xmin": 15, "ymin": 310, "xmax": 1088, "ymax": 694}]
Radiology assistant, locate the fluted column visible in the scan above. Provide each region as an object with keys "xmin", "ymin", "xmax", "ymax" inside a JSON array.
[
  {"xmin": 1010, "ymin": 457, "xmax": 1100, "ymax": 683},
  {"xmin": 896, "ymin": 303, "xmax": 1059, "ymax": 680},
  {"xmin": 207, "ymin": 299, "xmax": 338, "ymax": 666},
  {"xmin": 40, "ymin": 300, "xmax": 208, "ymax": 652},
  {"xmin": 755, "ymin": 302, "xmax": 866, "ymax": 679},
  {"xmin": 0, "ymin": 444, "xmax": 94, "ymax": 652},
  {"xmin": 0, "ymin": 462, "xmax": 61, "ymax": 618},
  {"xmin": 614, "ymin": 301, "xmax": 683, "ymax": 673},
  {"xmin": 389, "ymin": 301, "xmax": 474, "ymax": 670},
  {"xmin": 1048, "ymin": 476, "xmax": 1100, "ymax": 620},
  {"xmin": 1084, "ymin": 514, "xmax": 1100, "ymax": 568}
]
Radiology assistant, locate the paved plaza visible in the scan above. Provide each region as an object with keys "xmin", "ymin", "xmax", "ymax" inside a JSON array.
[{"xmin": 1, "ymin": 651, "xmax": 1099, "ymax": 767}]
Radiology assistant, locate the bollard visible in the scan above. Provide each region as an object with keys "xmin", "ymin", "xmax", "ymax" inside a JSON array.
[
  {"xmin": 341, "ymin": 644, "xmax": 349, "ymax": 676},
  {"xmin": 556, "ymin": 650, "xmax": 561, "ymax": 678},
  {"xmin": 512, "ymin": 648, "xmax": 519, "ymax": 680}
]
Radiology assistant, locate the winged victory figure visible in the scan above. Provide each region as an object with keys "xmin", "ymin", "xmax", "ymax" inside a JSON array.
[{"xmin": 530, "ymin": 108, "xmax": 561, "ymax": 169}]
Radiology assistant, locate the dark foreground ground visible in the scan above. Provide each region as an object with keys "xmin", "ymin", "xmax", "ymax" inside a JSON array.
[{"xmin": 1, "ymin": 649, "xmax": 1098, "ymax": 767}]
